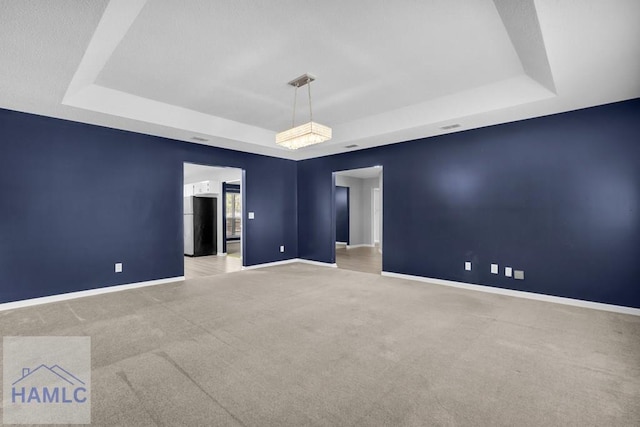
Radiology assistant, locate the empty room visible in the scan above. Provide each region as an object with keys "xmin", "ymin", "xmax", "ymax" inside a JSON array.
[{"xmin": 0, "ymin": 1, "xmax": 639, "ymax": 426}]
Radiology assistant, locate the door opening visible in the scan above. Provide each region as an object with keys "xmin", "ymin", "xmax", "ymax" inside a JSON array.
[
  {"xmin": 223, "ymin": 181, "xmax": 242, "ymax": 259},
  {"xmin": 333, "ymin": 166, "xmax": 383, "ymax": 275},
  {"xmin": 183, "ymin": 163, "xmax": 244, "ymax": 278}
]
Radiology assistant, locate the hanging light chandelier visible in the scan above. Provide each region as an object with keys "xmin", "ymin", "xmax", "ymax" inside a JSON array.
[{"xmin": 276, "ymin": 73, "xmax": 332, "ymax": 150}]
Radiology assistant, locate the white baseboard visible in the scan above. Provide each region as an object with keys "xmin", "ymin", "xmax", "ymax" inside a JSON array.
[
  {"xmin": 217, "ymin": 252, "xmax": 227, "ymax": 257},
  {"xmin": 297, "ymin": 259, "xmax": 338, "ymax": 268},
  {"xmin": 336, "ymin": 242, "xmax": 348, "ymax": 246},
  {"xmin": 242, "ymin": 259, "xmax": 298, "ymax": 270},
  {"xmin": 0, "ymin": 276, "xmax": 185, "ymax": 312},
  {"xmin": 242, "ymin": 258, "xmax": 337, "ymax": 270},
  {"xmin": 381, "ymin": 272, "xmax": 640, "ymax": 316},
  {"xmin": 346, "ymin": 244, "xmax": 374, "ymax": 249}
]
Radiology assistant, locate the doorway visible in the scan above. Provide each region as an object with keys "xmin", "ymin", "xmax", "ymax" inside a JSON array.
[
  {"xmin": 223, "ymin": 181, "xmax": 242, "ymax": 258},
  {"xmin": 333, "ymin": 166, "xmax": 383, "ymax": 274},
  {"xmin": 183, "ymin": 163, "xmax": 244, "ymax": 278}
]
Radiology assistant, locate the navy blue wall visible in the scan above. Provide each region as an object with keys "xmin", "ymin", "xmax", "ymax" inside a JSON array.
[
  {"xmin": 0, "ymin": 109, "xmax": 298, "ymax": 303},
  {"xmin": 2, "ymin": 99, "xmax": 639, "ymax": 308},
  {"xmin": 298, "ymin": 99, "xmax": 640, "ymax": 308}
]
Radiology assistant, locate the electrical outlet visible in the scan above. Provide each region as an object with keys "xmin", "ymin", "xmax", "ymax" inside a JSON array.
[
  {"xmin": 465, "ymin": 262, "xmax": 472, "ymax": 271},
  {"xmin": 280, "ymin": 245, "xmax": 285, "ymax": 253},
  {"xmin": 248, "ymin": 212, "xmax": 255, "ymax": 219},
  {"xmin": 491, "ymin": 264, "xmax": 498, "ymax": 274},
  {"xmin": 115, "ymin": 263, "xmax": 123, "ymax": 273},
  {"xmin": 505, "ymin": 267, "xmax": 512, "ymax": 277},
  {"xmin": 514, "ymin": 270, "xmax": 525, "ymax": 280}
]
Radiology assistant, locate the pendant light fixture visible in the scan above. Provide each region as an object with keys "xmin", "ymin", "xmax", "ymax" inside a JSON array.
[{"xmin": 276, "ymin": 73, "xmax": 332, "ymax": 150}]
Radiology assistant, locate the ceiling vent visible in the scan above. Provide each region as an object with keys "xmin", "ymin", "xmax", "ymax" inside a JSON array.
[
  {"xmin": 191, "ymin": 136, "xmax": 209, "ymax": 142},
  {"xmin": 345, "ymin": 144, "xmax": 359, "ymax": 148},
  {"xmin": 440, "ymin": 124, "xmax": 461, "ymax": 130}
]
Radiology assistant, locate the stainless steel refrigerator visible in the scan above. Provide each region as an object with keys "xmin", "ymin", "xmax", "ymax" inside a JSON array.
[{"xmin": 184, "ymin": 196, "xmax": 217, "ymax": 256}]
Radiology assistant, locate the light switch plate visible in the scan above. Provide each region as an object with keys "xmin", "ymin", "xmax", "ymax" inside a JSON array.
[
  {"xmin": 465, "ymin": 262, "xmax": 472, "ymax": 271},
  {"xmin": 505, "ymin": 267, "xmax": 512, "ymax": 277},
  {"xmin": 248, "ymin": 212, "xmax": 255, "ymax": 219},
  {"xmin": 115, "ymin": 263, "xmax": 123, "ymax": 273},
  {"xmin": 514, "ymin": 270, "xmax": 525, "ymax": 280},
  {"xmin": 491, "ymin": 264, "xmax": 498, "ymax": 274}
]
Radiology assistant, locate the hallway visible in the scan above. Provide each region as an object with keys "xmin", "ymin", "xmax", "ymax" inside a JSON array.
[
  {"xmin": 184, "ymin": 255, "xmax": 242, "ymax": 278},
  {"xmin": 336, "ymin": 245, "xmax": 382, "ymax": 275}
]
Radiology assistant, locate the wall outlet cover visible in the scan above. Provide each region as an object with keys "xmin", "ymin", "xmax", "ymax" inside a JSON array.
[
  {"xmin": 465, "ymin": 262, "xmax": 472, "ymax": 271},
  {"xmin": 505, "ymin": 267, "xmax": 512, "ymax": 277},
  {"xmin": 115, "ymin": 263, "xmax": 123, "ymax": 273},
  {"xmin": 280, "ymin": 245, "xmax": 285, "ymax": 252},
  {"xmin": 248, "ymin": 212, "xmax": 255, "ymax": 219},
  {"xmin": 514, "ymin": 270, "xmax": 525, "ymax": 280},
  {"xmin": 491, "ymin": 264, "xmax": 498, "ymax": 274}
]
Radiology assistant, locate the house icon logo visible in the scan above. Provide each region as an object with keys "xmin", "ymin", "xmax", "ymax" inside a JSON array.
[
  {"xmin": 11, "ymin": 364, "xmax": 88, "ymax": 404},
  {"xmin": 3, "ymin": 336, "xmax": 91, "ymax": 424}
]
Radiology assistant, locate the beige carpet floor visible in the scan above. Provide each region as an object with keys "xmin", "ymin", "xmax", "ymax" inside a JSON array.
[{"xmin": 1, "ymin": 263, "xmax": 638, "ymax": 426}]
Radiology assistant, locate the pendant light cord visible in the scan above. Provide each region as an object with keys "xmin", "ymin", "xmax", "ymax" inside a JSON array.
[
  {"xmin": 292, "ymin": 85, "xmax": 298, "ymax": 128},
  {"xmin": 308, "ymin": 80, "xmax": 313, "ymax": 124},
  {"xmin": 291, "ymin": 77, "xmax": 314, "ymax": 128}
]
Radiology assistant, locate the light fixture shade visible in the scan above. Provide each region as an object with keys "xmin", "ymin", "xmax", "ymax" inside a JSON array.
[{"xmin": 275, "ymin": 121, "xmax": 332, "ymax": 150}]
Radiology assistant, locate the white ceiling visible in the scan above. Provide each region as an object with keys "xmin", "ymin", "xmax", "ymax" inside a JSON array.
[
  {"xmin": 1, "ymin": 0, "xmax": 638, "ymax": 161},
  {"xmin": 97, "ymin": 0, "xmax": 523, "ymax": 130}
]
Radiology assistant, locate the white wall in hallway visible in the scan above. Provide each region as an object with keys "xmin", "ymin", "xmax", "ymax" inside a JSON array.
[{"xmin": 335, "ymin": 175, "xmax": 380, "ymax": 247}]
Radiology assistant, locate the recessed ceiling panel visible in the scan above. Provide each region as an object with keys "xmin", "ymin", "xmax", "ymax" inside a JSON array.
[{"xmin": 96, "ymin": 0, "xmax": 523, "ymax": 131}]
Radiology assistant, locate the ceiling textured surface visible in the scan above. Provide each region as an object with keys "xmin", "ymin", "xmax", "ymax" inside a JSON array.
[
  {"xmin": 1, "ymin": 0, "xmax": 639, "ymax": 160},
  {"xmin": 96, "ymin": 0, "xmax": 523, "ymax": 130}
]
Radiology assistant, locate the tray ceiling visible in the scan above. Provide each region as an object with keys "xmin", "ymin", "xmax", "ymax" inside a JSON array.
[{"xmin": 1, "ymin": 0, "xmax": 638, "ymax": 160}]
